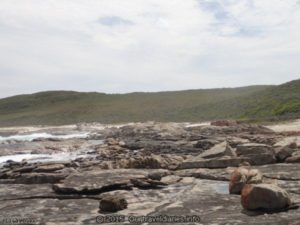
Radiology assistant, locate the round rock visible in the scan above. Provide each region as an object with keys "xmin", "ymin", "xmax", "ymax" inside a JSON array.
[
  {"xmin": 241, "ymin": 184, "xmax": 291, "ymax": 211},
  {"xmin": 99, "ymin": 196, "xmax": 128, "ymax": 212}
]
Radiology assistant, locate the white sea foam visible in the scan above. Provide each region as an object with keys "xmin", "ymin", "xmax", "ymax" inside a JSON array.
[
  {"xmin": 0, "ymin": 152, "xmax": 89, "ymax": 164},
  {"xmin": 185, "ymin": 122, "xmax": 210, "ymax": 127},
  {"xmin": 0, "ymin": 132, "xmax": 89, "ymax": 142}
]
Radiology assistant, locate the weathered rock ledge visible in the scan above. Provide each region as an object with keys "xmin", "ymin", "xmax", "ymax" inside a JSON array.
[{"xmin": 0, "ymin": 121, "xmax": 299, "ymax": 224}]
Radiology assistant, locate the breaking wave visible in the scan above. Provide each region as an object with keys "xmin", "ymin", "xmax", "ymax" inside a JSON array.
[{"xmin": 0, "ymin": 132, "xmax": 89, "ymax": 142}]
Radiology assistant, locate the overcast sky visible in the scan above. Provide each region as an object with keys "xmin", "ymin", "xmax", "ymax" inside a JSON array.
[{"xmin": 0, "ymin": 0, "xmax": 300, "ymax": 98}]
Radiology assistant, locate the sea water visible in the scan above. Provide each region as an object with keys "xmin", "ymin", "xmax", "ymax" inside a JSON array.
[
  {"xmin": 0, "ymin": 132, "xmax": 89, "ymax": 142},
  {"xmin": 0, "ymin": 132, "xmax": 97, "ymax": 166},
  {"xmin": 0, "ymin": 152, "xmax": 89, "ymax": 164}
]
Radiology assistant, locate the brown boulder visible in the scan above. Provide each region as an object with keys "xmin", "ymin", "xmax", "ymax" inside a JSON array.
[
  {"xmin": 229, "ymin": 167, "xmax": 263, "ymax": 194},
  {"xmin": 99, "ymin": 196, "xmax": 128, "ymax": 212},
  {"xmin": 241, "ymin": 184, "xmax": 291, "ymax": 211}
]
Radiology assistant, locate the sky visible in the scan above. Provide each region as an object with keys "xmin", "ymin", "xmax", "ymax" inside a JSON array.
[{"xmin": 0, "ymin": 0, "xmax": 300, "ymax": 98}]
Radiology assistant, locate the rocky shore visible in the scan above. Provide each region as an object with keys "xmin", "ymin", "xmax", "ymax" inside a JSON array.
[{"xmin": 0, "ymin": 121, "xmax": 300, "ymax": 225}]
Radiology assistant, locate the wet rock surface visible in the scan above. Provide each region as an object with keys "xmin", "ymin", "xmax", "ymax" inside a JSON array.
[{"xmin": 0, "ymin": 122, "xmax": 299, "ymax": 224}]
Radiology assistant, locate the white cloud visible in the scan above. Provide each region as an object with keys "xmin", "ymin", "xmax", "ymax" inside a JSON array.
[{"xmin": 0, "ymin": 0, "xmax": 299, "ymax": 97}]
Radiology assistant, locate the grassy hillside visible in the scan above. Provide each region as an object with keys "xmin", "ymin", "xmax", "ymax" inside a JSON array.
[
  {"xmin": 0, "ymin": 79, "xmax": 299, "ymax": 126},
  {"xmin": 237, "ymin": 79, "xmax": 300, "ymax": 119}
]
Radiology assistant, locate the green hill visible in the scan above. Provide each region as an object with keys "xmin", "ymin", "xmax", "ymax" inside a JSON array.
[{"xmin": 0, "ymin": 79, "xmax": 299, "ymax": 126}]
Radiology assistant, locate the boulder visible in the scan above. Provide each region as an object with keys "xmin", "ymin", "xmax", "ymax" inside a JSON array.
[
  {"xmin": 229, "ymin": 167, "xmax": 263, "ymax": 194},
  {"xmin": 241, "ymin": 184, "xmax": 291, "ymax": 211},
  {"xmin": 236, "ymin": 143, "xmax": 276, "ymax": 165},
  {"xmin": 198, "ymin": 141, "xmax": 236, "ymax": 159},
  {"xmin": 99, "ymin": 196, "xmax": 128, "ymax": 212},
  {"xmin": 275, "ymin": 146, "xmax": 294, "ymax": 162}
]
